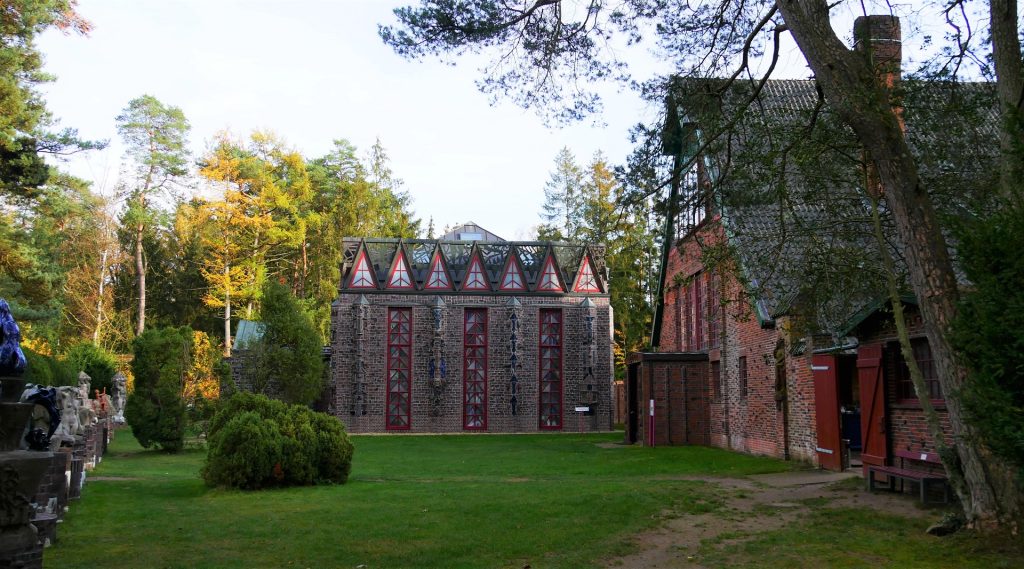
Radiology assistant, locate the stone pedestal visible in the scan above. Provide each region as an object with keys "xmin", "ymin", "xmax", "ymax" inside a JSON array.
[{"xmin": 1, "ymin": 376, "xmax": 53, "ymax": 569}]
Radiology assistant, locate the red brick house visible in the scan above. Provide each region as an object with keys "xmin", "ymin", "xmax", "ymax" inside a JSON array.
[{"xmin": 628, "ymin": 15, "xmax": 997, "ymax": 477}]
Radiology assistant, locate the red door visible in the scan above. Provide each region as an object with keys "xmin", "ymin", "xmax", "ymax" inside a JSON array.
[
  {"xmin": 812, "ymin": 354, "xmax": 843, "ymax": 471},
  {"xmin": 857, "ymin": 343, "xmax": 888, "ymax": 475}
]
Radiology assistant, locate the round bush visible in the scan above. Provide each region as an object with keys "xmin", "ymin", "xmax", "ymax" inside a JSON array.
[
  {"xmin": 203, "ymin": 411, "xmax": 283, "ymax": 490},
  {"xmin": 203, "ymin": 392, "xmax": 353, "ymax": 489}
]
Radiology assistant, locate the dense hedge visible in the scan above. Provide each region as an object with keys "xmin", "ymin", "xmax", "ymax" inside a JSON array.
[
  {"xmin": 65, "ymin": 342, "xmax": 118, "ymax": 395},
  {"xmin": 23, "ymin": 348, "xmax": 76, "ymax": 386},
  {"xmin": 203, "ymin": 392, "xmax": 354, "ymax": 489}
]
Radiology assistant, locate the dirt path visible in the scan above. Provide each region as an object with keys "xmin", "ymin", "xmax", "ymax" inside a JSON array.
[{"xmin": 604, "ymin": 470, "xmax": 934, "ymax": 568}]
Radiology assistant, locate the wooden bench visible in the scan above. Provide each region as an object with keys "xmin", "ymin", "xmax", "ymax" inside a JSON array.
[{"xmin": 867, "ymin": 449, "xmax": 950, "ymax": 505}]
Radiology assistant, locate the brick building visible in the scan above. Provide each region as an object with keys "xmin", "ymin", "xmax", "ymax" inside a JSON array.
[
  {"xmin": 329, "ymin": 228, "xmax": 614, "ymax": 433},
  {"xmin": 629, "ymin": 16, "xmax": 997, "ymax": 476}
]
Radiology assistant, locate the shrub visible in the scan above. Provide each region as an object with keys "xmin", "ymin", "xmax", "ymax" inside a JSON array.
[
  {"xmin": 125, "ymin": 327, "xmax": 190, "ymax": 452},
  {"xmin": 23, "ymin": 348, "xmax": 76, "ymax": 386},
  {"xmin": 203, "ymin": 392, "xmax": 353, "ymax": 489},
  {"xmin": 952, "ymin": 209, "xmax": 1024, "ymax": 475},
  {"xmin": 203, "ymin": 411, "xmax": 284, "ymax": 490},
  {"xmin": 64, "ymin": 342, "xmax": 118, "ymax": 396},
  {"xmin": 250, "ymin": 281, "xmax": 325, "ymax": 405}
]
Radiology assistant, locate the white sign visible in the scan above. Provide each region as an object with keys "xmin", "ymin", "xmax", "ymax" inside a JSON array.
[
  {"xmin": 575, "ymin": 406, "xmax": 590, "ymax": 412},
  {"xmin": 649, "ymin": 399, "xmax": 655, "ymax": 417}
]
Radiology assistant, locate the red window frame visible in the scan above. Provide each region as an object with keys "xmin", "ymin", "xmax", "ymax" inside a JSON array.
[
  {"xmin": 572, "ymin": 255, "xmax": 601, "ymax": 293},
  {"xmin": 538, "ymin": 308, "xmax": 563, "ymax": 429},
  {"xmin": 387, "ymin": 250, "xmax": 414, "ymax": 289},
  {"xmin": 348, "ymin": 249, "xmax": 377, "ymax": 289},
  {"xmin": 386, "ymin": 307, "xmax": 412, "ymax": 430},
  {"xmin": 499, "ymin": 253, "xmax": 526, "ymax": 291},
  {"xmin": 537, "ymin": 255, "xmax": 563, "ymax": 292},
  {"xmin": 462, "ymin": 253, "xmax": 490, "ymax": 291},
  {"xmin": 463, "ymin": 308, "xmax": 488, "ymax": 430},
  {"xmin": 424, "ymin": 251, "xmax": 452, "ymax": 290}
]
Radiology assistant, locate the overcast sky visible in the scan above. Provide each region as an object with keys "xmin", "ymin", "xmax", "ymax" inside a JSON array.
[{"xmin": 38, "ymin": 1, "xmax": 918, "ymax": 240}]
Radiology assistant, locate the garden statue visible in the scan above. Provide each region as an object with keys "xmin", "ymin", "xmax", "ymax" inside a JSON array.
[
  {"xmin": 19, "ymin": 386, "xmax": 60, "ymax": 451},
  {"xmin": 0, "ymin": 299, "xmax": 26, "ymax": 377},
  {"xmin": 77, "ymin": 371, "xmax": 91, "ymax": 402},
  {"xmin": 0, "ymin": 298, "xmax": 53, "ymax": 568},
  {"xmin": 111, "ymin": 372, "xmax": 127, "ymax": 424},
  {"xmin": 50, "ymin": 386, "xmax": 83, "ymax": 446}
]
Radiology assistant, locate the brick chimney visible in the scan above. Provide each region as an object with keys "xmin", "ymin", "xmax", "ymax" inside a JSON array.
[
  {"xmin": 853, "ymin": 15, "xmax": 902, "ymax": 89},
  {"xmin": 853, "ymin": 15, "xmax": 903, "ymax": 197}
]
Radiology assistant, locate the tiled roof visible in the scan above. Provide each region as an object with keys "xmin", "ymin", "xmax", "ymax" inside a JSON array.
[{"xmin": 668, "ymin": 78, "xmax": 998, "ymax": 331}]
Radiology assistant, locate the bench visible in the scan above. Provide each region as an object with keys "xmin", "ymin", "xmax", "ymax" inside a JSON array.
[{"xmin": 867, "ymin": 449, "xmax": 949, "ymax": 505}]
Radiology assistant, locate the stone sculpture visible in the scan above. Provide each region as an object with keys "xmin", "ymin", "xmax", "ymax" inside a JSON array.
[
  {"xmin": 49, "ymin": 386, "xmax": 83, "ymax": 447},
  {"xmin": 110, "ymin": 372, "xmax": 127, "ymax": 424},
  {"xmin": 77, "ymin": 371, "xmax": 91, "ymax": 403},
  {"xmin": 0, "ymin": 298, "xmax": 52, "ymax": 569},
  {"xmin": 0, "ymin": 299, "xmax": 26, "ymax": 377}
]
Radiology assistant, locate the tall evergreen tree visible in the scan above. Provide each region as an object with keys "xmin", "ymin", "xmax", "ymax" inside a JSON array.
[
  {"xmin": 537, "ymin": 147, "xmax": 583, "ymax": 241},
  {"xmin": 115, "ymin": 95, "xmax": 191, "ymax": 336}
]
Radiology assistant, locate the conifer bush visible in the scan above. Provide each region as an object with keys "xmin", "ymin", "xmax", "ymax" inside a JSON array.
[
  {"xmin": 203, "ymin": 392, "xmax": 353, "ymax": 489},
  {"xmin": 126, "ymin": 327, "xmax": 190, "ymax": 452}
]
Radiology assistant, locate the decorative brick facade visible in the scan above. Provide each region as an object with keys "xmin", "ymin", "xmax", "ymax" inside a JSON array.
[{"xmin": 330, "ymin": 238, "xmax": 614, "ymax": 434}]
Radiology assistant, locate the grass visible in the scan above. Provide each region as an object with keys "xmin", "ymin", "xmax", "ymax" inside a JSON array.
[
  {"xmin": 48, "ymin": 430, "xmax": 788, "ymax": 569},
  {"xmin": 49, "ymin": 432, "xmax": 1024, "ymax": 568},
  {"xmin": 701, "ymin": 506, "xmax": 1024, "ymax": 569}
]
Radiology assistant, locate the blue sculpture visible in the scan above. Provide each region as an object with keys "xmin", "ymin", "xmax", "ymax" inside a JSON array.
[{"xmin": 0, "ymin": 299, "xmax": 27, "ymax": 376}]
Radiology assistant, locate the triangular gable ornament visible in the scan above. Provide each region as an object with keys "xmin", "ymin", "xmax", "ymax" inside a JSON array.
[
  {"xmin": 499, "ymin": 248, "xmax": 527, "ymax": 291},
  {"xmin": 461, "ymin": 251, "xmax": 490, "ymax": 291},
  {"xmin": 386, "ymin": 246, "xmax": 414, "ymax": 289},
  {"xmin": 348, "ymin": 245, "xmax": 378, "ymax": 289},
  {"xmin": 536, "ymin": 252, "xmax": 564, "ymax": 292},
  {"xmin": 424, "ymin": 248, "xmax": 453, "ymax": 290},
  {"xmin": 572, "ymin": 254, "xmax": 602, "ymax": 293}
]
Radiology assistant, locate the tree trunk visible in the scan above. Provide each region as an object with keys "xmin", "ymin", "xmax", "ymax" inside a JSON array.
[
  {"xmin": 224, "ymin": 260, "xmax": 232, "ymax": 358},
  {"xmin": 93, "ymin": 247, "xmax": 108, "ymax": 345},
  {"xmin": 776, "ymin": 0, "xmax": 1020, "ymax": 527},
  {"xmin": 989, "ymin": 0, "xmax": 1024, "ymax": 205},
  {"xmin": 135, "ymin": 222, "xmax": 146, "ymax": 336}
]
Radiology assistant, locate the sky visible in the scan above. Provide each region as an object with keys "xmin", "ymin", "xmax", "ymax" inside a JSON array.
[
  {"xmin": 37, "ymin": 1, "xmax": 933, "ymax": 241},
  {"xmin": 35, "ymin": 1, "xmax": 666, "ymax": 240}
]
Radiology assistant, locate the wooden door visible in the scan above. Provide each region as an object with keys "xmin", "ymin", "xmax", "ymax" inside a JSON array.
[
  {"xmin": 857, "ymin": 344, "xmax": 888, "ymax": 474},
  {"xmin": 812, "ymin": 354, "xmax": 843, "ymax": 471},
  {"xmin": 626, "ymin": 362, "xmax": 639, "ymax": 444}
]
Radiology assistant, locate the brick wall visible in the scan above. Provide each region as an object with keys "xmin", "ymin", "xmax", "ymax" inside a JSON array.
[
  {"xmin": 857, "ymin": 307, "xmax": 952, "ymax": 476},
  {"xmin": 653, "ymin": 220, "xmax": 820, "ymax": 465},
  {"xmin": 332, "ymin": 293, "xmax": 614, "ymax": 433}
]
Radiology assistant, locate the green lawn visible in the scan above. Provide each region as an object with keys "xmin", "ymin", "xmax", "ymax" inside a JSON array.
[
  {"xmin": 47, "ymin": 432, "xmax": 1024, "ymax": 568},
  {"xmin": 701, "ymin": 507, "xmax": 1024, "ymax": 569},
  {"xmin": 47, "ymin": 431, "xmax": 788, "ymax": 569}
]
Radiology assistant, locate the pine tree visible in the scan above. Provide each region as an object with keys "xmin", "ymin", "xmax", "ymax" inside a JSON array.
[{"xmin": 537, "ymin": 147, "xmax": 583, "ymax": 241}]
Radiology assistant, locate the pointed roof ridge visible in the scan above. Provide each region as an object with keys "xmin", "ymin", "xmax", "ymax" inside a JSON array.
[
  {"xmin": 460, "ymin": 244, "xmax": 491, "ymax": 291},
  {"xmin": 424, "ymin": 244, "xmax": 453, "ymax": 290},
  {"xmin": 347, "ymin": 240, "xmax": 379, "ymax": 289}
]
